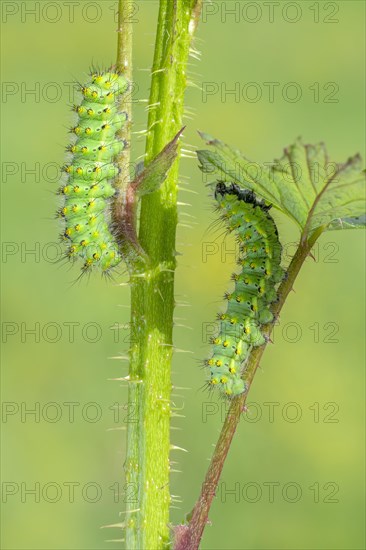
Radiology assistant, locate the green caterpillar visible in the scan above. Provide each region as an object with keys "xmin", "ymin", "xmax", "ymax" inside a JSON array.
[
  {"xmin": 57, "ymin": 70, "xmax": 129, "ymax": 273},
  {"xmin": 206, "ymin": 182, "xmax": 284, "ymax": 398}
]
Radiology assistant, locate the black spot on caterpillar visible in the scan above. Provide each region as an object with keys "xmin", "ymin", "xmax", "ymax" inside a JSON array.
[
  {"xmin": 57, "ymin": 70, "xmax": 129, "ymax": 273},
  {"xmin": 206, "ymin": 182, "xmax": 284, "ymax": 397}
]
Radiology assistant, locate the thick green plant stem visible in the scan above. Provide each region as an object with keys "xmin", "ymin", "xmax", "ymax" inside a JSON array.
[
  {"xmin": 124, "ymin": 2, "xmax": 202, "ymax": 549},
  {"xmin": 174, "ymin": 228, "xmax": 324, "ymax": 550}
]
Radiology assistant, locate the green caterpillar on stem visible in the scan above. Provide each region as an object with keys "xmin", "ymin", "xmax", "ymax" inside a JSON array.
[
  {"xmin": 56, "ymin": 68, "xmax": 183, "ymax": 276},
  {"xmin": 57, "ymin": 70, "xmax": 129, "ymax": 274},
  {"xmin": 206, "ymin": 181, "xmax": 284, "ymax": 398}
]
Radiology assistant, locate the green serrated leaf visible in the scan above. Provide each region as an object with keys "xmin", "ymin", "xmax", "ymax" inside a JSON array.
[{"xmin": 197, "ymin": 133, "xmax": 366, "ymax": 240}]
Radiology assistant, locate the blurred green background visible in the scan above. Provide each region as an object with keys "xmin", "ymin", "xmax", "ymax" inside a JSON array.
[{"xmin": 1, "ymin": 1, "xmax": 365, "ymax": 549}]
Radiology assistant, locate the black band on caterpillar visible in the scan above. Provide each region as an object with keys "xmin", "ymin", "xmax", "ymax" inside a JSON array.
[
  {"xmin": 206, "ymin": 181, "xmax": 284, "ymax": 398},
  {"xmin": 215, "ymin": 181, "xmax": 271, "ymax": 211},
  {"xmin": 57, "ymin": 70, "xmax": 129, "ymax": 273}
]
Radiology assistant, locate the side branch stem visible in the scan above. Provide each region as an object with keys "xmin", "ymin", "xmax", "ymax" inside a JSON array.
[
  {"xmin": 115, "ymin": 0, "xmax": 133, "ymax": 204},
  {"xmin": 174, "ymin": 229, "xmax": 321, "ymax": 550}
]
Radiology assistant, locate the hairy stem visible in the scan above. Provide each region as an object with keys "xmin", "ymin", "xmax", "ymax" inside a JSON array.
[
  {"xmin": 112, "ymin": 0, "xmax": 144, "ymax": 263},
  {"xmin": 174, "ymin": 229, "xmax": 323, "ymax": 550},
  {"xmin": 115, "ymin": 0, "xmax": 133, "ymax": 193},
  {"xmin": 124, "ymin": 2, "xmax": 202, "ymax": 549}
]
